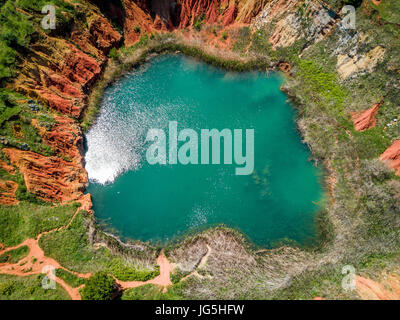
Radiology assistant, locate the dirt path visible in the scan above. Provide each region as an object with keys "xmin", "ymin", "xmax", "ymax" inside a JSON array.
[
  {"xmin": 117, "ymin": 251, "xmax": 174, "ymax": 293},
  {"xmin": 0, "ymin": 199, "xmax": 176, "ymax": 299},
  {"xmin": 356, "ymin": 275, "xmax": 400, "ymax": 300},
  {"xmin": 181, "ymin": 245, "xmax": 213, "ymax": 282}
]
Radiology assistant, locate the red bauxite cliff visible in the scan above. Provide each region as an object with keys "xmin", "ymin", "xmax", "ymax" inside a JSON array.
[
  {"xmin": 123, "ymin": 0, "xmax": 243, "ymax": 46},
  {"xmin": 1, "ymin": 3, "xmax": 122, "ymax": 205},
  {"xmin": 4, "ymin": 116, "xmax": 88, "ymax": 203},
  {"xmin": 13, "ymin": 13, "xmax": 121, "ymax": 118},
  {"xmin": 351, "ymin": 101, "xmax": 383, "ymax": 132},
  {"xmin": 2, "ymin": 0, "xmax": 262, "ymax": 205},
  {"xmin": 381, "ymin": 140, "xmax": 400, "ymax": 176}
]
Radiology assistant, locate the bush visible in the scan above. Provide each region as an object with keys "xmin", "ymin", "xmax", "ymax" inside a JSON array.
[
  {"xmin": 106, "ymin": 258, "xmax": 160, "ymax": 281},
  {"xmin": 0, "ymin": 281, "xmax": 15, "ymax": 296},
  {"xmin": 0, "ymin": 245, "xmax": 29, "ymax": 264},
  {"xmin": 80, "ymin": 272, "xmax": 115, "ymax": 300},
  {"xmin": 108, "ymin": 47, "xmax": 120, "ymax": 62},
  {"xmin": 56, "ymin": 269, "xmax": 86, "ymax": 288}
]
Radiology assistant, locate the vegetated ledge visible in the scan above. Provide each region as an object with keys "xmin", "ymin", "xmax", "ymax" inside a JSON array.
[{"xmin": 81, "ymin": 33, "xmax": 332, "ymax": 255}]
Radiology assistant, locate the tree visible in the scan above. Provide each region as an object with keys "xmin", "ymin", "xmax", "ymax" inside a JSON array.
[{"xmin": 81, "ymin": 272, "xmax": 115, "ymax": 300}]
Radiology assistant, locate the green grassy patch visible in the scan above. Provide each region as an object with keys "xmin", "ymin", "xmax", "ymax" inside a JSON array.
[
  {"xmin": 106, "ymin": 258, "xmax": 160, "ymax": 282},
  {"xmin": 0, "ymin": 201, "xmax": 79, "ymax": 246},
  {"xmin": 39, "ymin": 210, "xmax": 110, "ymax": 273},
  {"xmin": 0, "ymin": 274, "xmax": 71, "ymax": 300},
  {"xmin": 55, "ymin": 269, "xmax": 86, "ymax": 288},
  {"xmin": 371, "ymin": 0, "xmax": 400, "ymax": 24},
  {"xmin": 122, "ymin": 283, "xmax": 185, "ymax": 300},
  {"xmin": 0, "ymin": 245, "xmax": 28, "ymax": 264}
]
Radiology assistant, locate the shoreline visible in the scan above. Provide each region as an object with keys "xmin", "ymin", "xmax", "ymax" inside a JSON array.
[{"xmin": 81, "ymin": 35, "xmax": 333, "ymax": 256}]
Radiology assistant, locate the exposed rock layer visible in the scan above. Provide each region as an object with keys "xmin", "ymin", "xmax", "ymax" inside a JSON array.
[
  {"xmin": 351, "ymin": 101, "xmax": 383, "ymax": 132},
  {"xmin": 380, "ymin": 140, "xmax": 400, "ymax": 176}
]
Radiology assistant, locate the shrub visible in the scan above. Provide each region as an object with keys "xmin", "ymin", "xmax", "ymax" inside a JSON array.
[
  {"xmin": 0, "ymin": 281, "xmax": 15, "ymax": 296},
  {"xmin": 80, "ymin": 272, "xmax": 115, "ymax": 300},
  {"xmin": 134, "ymin": 25, "xmax": 141, "ymax": 33},
  {"xmin": 108, "ymin": 47, "xmax": 120, "ymax": 62}
]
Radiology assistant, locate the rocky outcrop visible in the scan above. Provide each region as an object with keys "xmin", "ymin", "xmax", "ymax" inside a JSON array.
[
  {"xmin": 12, "ymin": 8, "xmax": 121, "ymax": 118},
  {"xmin": 222, "ymin": 4, "xmax": 238, "ymax": 26},
  {"xmin": 236, "ymin": 0, "xmax": 265, "ymax": 23},
  {"xmin": 123, "ymin": 0, "xmax": 155, "ymax": 46},
  {"xmin": 253, "ymin": 0, "xmax": 300, "ymax": 28},
  {"xmin": 122, "ymin": 0, "xmax": 274, "ymax": 46},
  {"xmin": 3, "ymin": 148, "xmax": 88, "ymax": 203},
  {"xmin": 178, "ymin": 0, "xmax": 220, "ymax": 28},
  {"xmin": 89, "ymin": 16, "xmax": 122, "ymax": 53},
  {"xmin": 0, "ymin": 180, "xmax": 18, "ymax": 205},
  {"xmin": 380, "ymin": 140, "xmax": 400, "ymax": 175},
  {"xmin": 267, "ymin": 0, "xmax": 337, "ymax": 49},
  {"xmin": 337, "ymin": 46, "xmax": 386, "ymax": 80},
  {"xmin": 351, "ymin": 101, "xmax": 383, "ymax": 132},
  {"xmin": 3, "ymin": 116, "xmax": 87, "ymax": 203}
]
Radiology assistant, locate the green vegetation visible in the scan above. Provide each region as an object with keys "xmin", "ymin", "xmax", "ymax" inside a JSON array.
[
  {"xmin": 0, "ymin": 90, "xmax": 55, "ymax": 157},
  {"xmin": 122, "ymin": 283, "xmax": 185, "ymax": 300},
  {"xmin": 193, "ymin": 14, "xmax": 205, "ymax": 31},
  {"xmin": 0, "ymin": 0, "xmax": 400, "ymax": 301},
  {"xmin": 371, "ymin": 0, "xmax": 400, "ymax": 24},
  {"xmin": 170, "ymin": 268, "xmax": 191, "ymax": 284},
  {"xmin": 39, "ymin": 210, "xmax": 159, "ymax": 279},
  {"xmin": 39, "ymin": 211, "xmax": 110, "ymax": 273},
  {"xmin": 0, "ymin": 274, "xmax": 71, "ymax": 300},
  {"xmin": 80, "ymin": 272, "xmax": 115, "ymax": 300},
  {"xmin": 233, "ymin": 27, "xmax": 251, "ymax": 53},
  {"xmin": 0, "ymin": 1, "xmax": 33, "ymax": 81},
  {"xmin": 0, "ymin": 202, "xmax": 79, "ymax": 246},
  {"xmin": 55, "ymin": 269, "xmax": 86, "ymax": 288},
  {"xmin": 297, "ymin": 59, "xmax": 348, "ymax": 110},
  {"xmin": 0, "ymin": 245, "xmax": 28, "ymax": 264},
  {"xmin": 106, "ymin": 258, "xmax": 160, "ymax": 282}
]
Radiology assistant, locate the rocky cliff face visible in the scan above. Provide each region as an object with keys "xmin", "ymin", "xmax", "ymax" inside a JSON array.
[
  {"xmin": 1, "ymin": 0, "xmax": 264, "ymax": 205},
  {"xmin": 122, "ymin": 0, "xmax": 265, "ymax": 45},
  {"xmin": 1, "ymin": 1, "xmax": 121, "ymax": 204},
  {"xmin": 351, "ymin": 101, "xmax": 383, "ymax": 132},
  {"xmin": 3, "ymin": 115, "xmax": 88, "ymax": 203},
  {"xmin": 12, "ymin": 10, "xmax": 121, "ymax": 118}
]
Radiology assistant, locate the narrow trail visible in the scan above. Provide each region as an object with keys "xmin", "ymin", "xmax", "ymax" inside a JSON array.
[
  {"xmin": 117, "ymin": 252, "xmax": 174, "ymax": 293},
  {"xmin": 0, "ymin": 198, "xmax": 176, "ymax": 300},
  {"xmin": 181, "ymin": 245, "xmax": 213, "ymax": 282}
]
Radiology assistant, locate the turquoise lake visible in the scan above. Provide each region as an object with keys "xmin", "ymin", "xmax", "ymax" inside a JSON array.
[{"xmin": 85, "ymin": 54, "xmax": 324, "ymax": 247}]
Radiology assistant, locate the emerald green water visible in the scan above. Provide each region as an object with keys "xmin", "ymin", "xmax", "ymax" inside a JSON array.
[{"xmin": 85, "ymin": 55, "xmax": 324, "ymax": 247}]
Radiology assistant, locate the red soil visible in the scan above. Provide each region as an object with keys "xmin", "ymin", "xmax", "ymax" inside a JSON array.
[
  {"xmin": 0, "ymin": 180, "xmax": 18, "ymax": 205},
  {"xmin": 380, "ymin": 140, "xmax": 400, "ymax": 175},
  {"xmin": 351, "ymin": 101, "xmax": 383, "ymax": 132},
  {"xmin": 3, "ymin": 148, "xmax": 88, "ymax": 203},
  {"xmin": 356, "ymin": 275, "xmax": 400, "ymax": 300}
]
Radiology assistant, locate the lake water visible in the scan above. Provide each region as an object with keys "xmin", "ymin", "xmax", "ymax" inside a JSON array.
[{"xmin": 85, "ymin": 54, "xmax": 324, "ymax": 247}]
